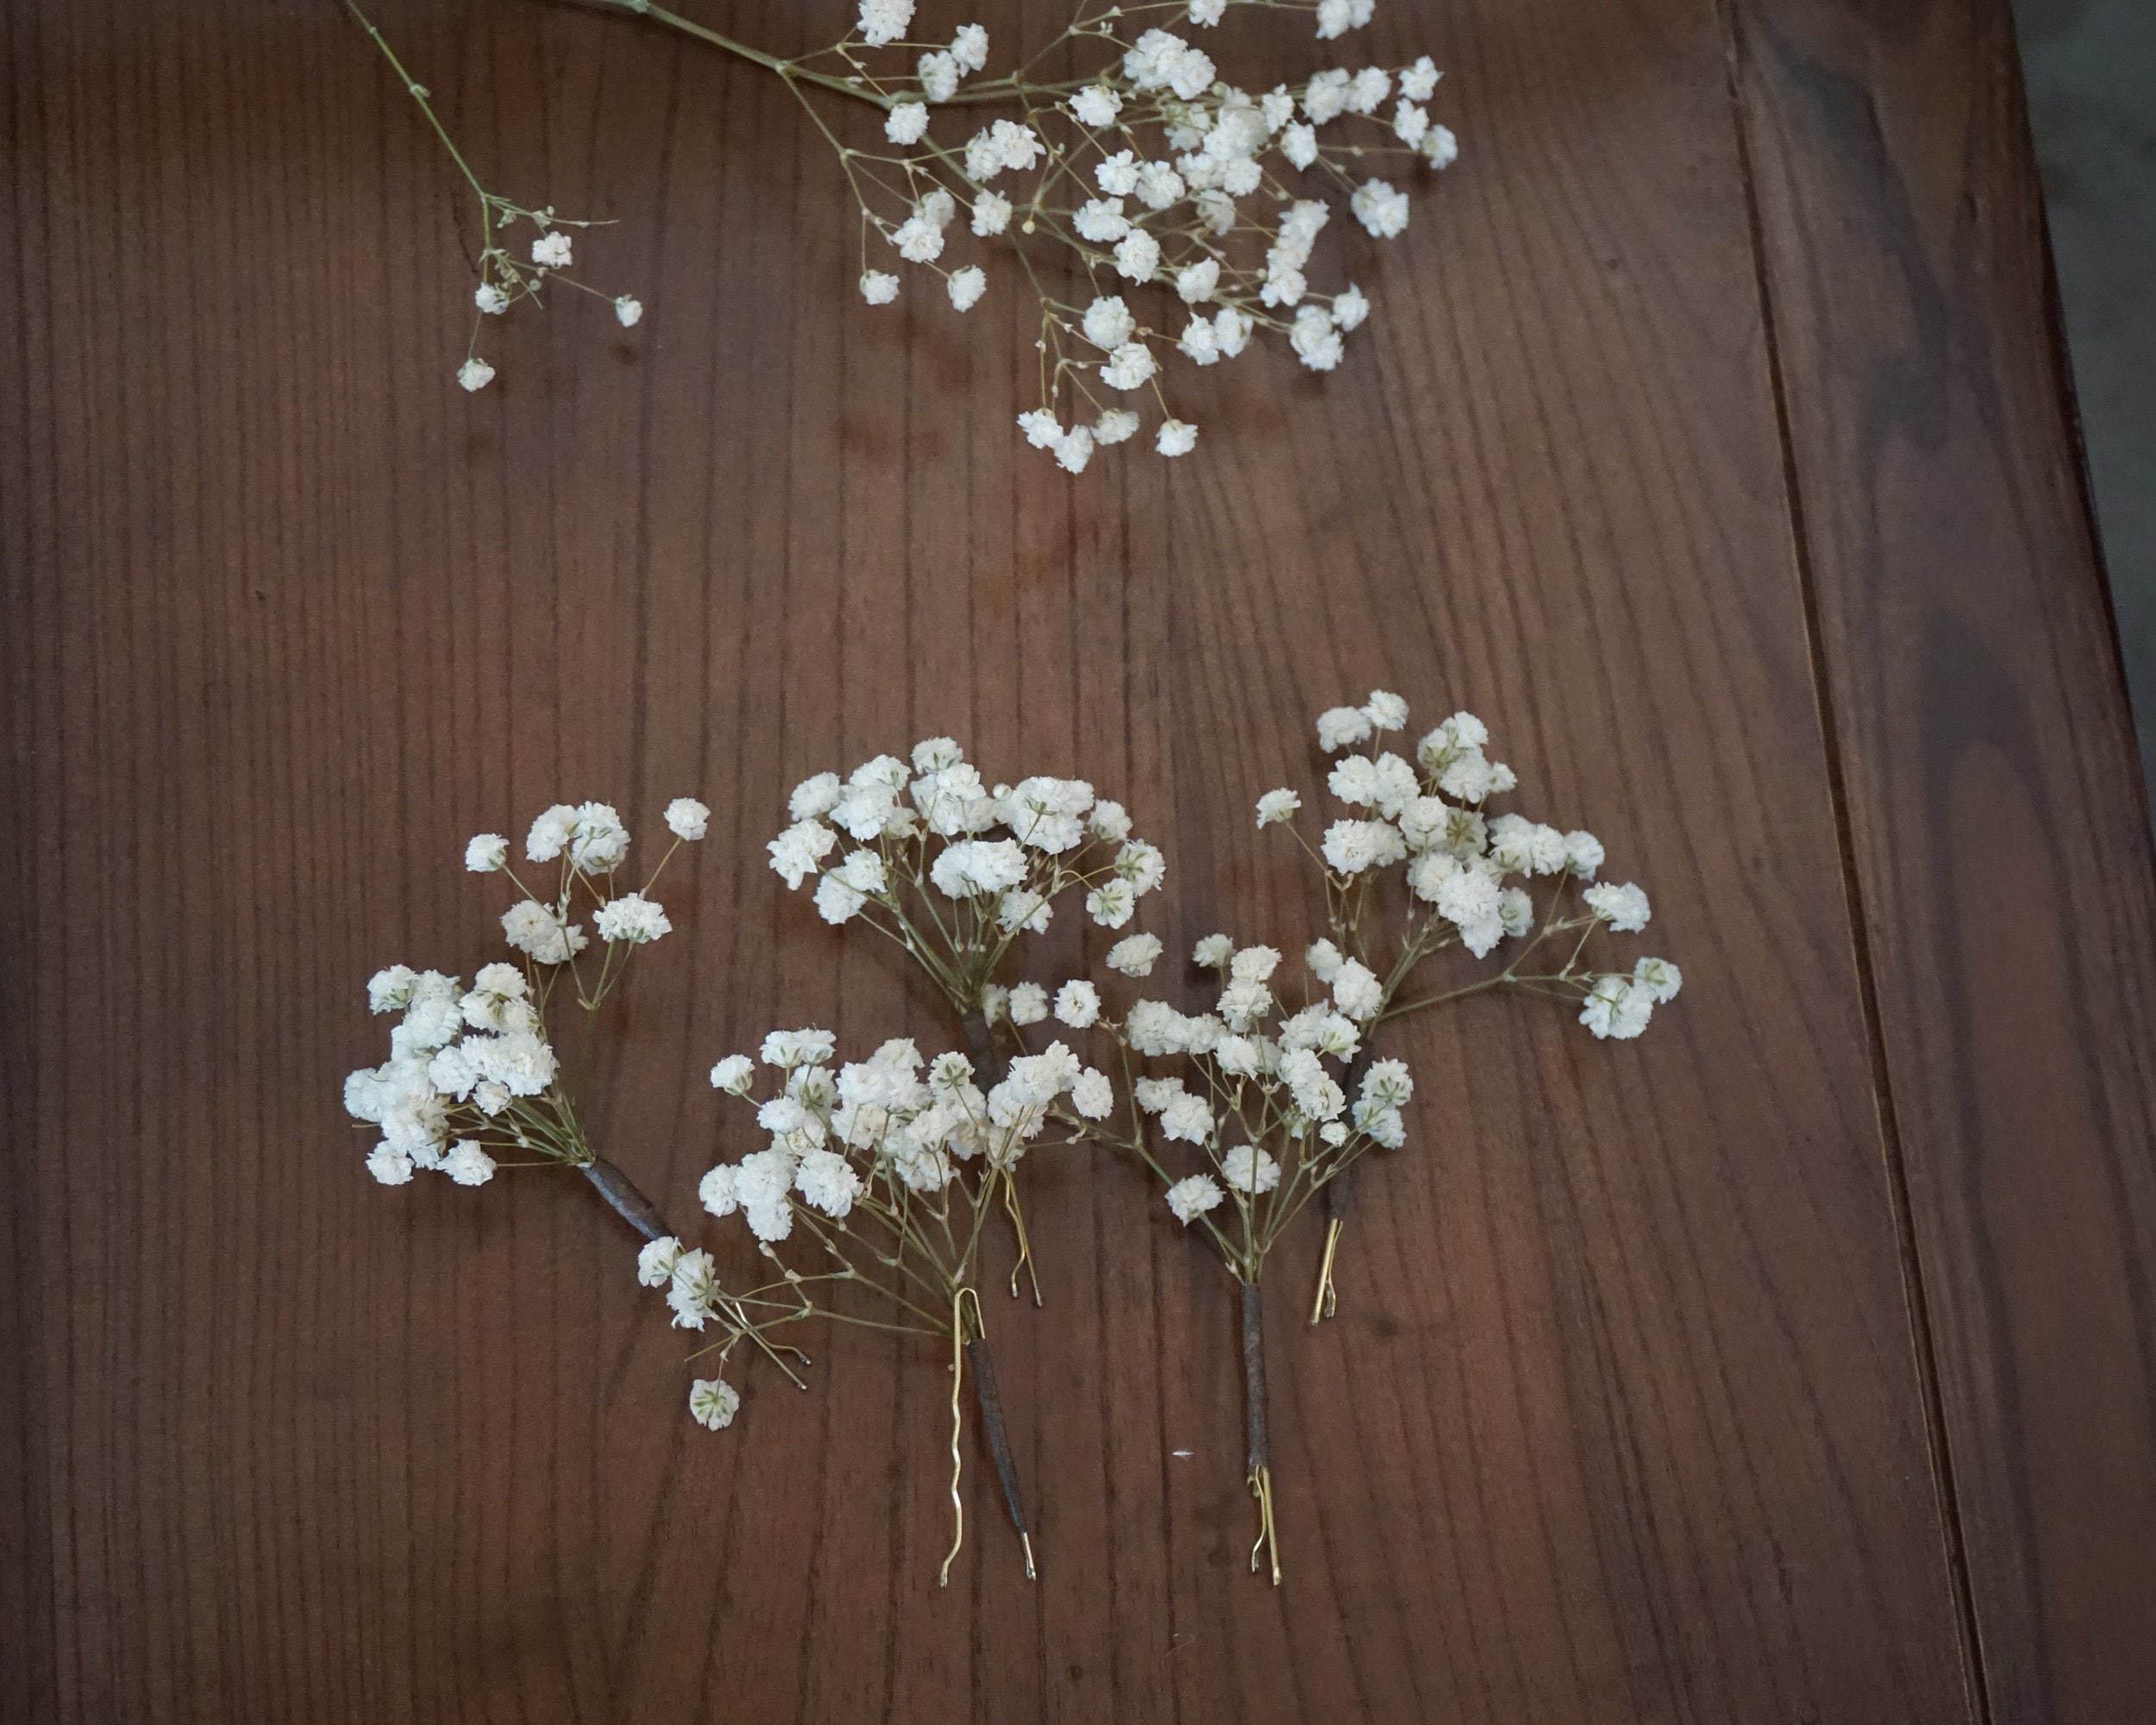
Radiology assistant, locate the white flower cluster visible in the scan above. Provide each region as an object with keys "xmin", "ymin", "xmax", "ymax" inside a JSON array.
[
  {"xmin": 690, "ymin": 1032, "xmax": 1110, "ymax": 1256},
  {"xmin": 768, "ymin": 737, "xmax": 1163, "ymax": 1017},
  {"xmin": 836, "ymin": 3, "xmax": 1457, "ymax": 470},
  {"xmin": 1050, "ymin": 935, "xmax": 1410, "ymax": 1251},
  {"xmin": 1263, "ymin": 691, "xmax": 1681, "ymax": 1039},
  {"xmin": 344, "ymin": 795, "xmax": 706, "ymax": 1187}
]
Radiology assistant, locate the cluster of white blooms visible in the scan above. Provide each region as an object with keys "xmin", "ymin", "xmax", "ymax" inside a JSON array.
[
  {"xmin": 767, "ymin": 737, "xmax": 1163, "ymax": 1020},
  {"xmin": 816, "ymin": 3, "xmax": 1459, "ymax": 468},
  {"xmin": 344, "ymin": 796, "xmax": 706, "ymax": 1187},
  {"xmin": 1261, "ymin": 691, "xmax": 1681, "ymax": 1039},
  {"xmin": 694, "ymin": 1031, "xmax": 1110, "ymax": 1253},
  {"xmin": 344, "ymin": 962, "xmax": 555, "ymax": 1188},
  {"xmin": 1041, "ymin": 935, "xmax": 1410, "ymax": 1263},
  {"xmin": 368, "ymin": 0, "xmax": 1458, "ymax": 461}
]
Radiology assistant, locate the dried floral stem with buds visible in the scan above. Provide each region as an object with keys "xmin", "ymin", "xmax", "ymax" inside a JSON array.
[
  {"xmin": 342, "ymin": 797, "xmax": 812, "ymax": 1390},
  {"xmin": 345, "ymin": 0, "xmax": 1458, "ymax": 465}
]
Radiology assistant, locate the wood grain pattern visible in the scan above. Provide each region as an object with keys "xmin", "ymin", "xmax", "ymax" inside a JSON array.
[
  {"xmin": 0, "ymin": 0, "xmax": 2144, "ymax": 1717},
  {"xmin": 1728, "ymin": 2, "xmax": 2156, "ymax": 1718}
]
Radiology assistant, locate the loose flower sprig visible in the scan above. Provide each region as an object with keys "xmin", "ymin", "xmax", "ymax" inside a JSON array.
[
  {"xmin": 343, "ymin": 797, "xmax": 805, "ymax": 1383},
  {"xmin": 768, "ymin": 736, "xmax": 1166, "ymax": 1296},
  {"xmin": 649, "ymin": 1028, "xmax": 1115, "ymax": 1581},
  {"xmin": 1012, "ymin": 938, "xmax": 1413, "ymax": 1581},
  {"xmin": 350, "ymin": 0, "xmax": 1457, "ymax": 461},
  {"xmin": 1258, "ymin": 691, "xmax": 1683, "ymax": 1319},
  {"xmin": 344, "ymin": 1, "xmax": 643, "ymax": 391}
]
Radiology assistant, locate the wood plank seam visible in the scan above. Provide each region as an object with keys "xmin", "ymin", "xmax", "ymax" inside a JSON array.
[{"xmin": 1714, "ymin": 3, "xmax": 1992, "ymax": 1721}]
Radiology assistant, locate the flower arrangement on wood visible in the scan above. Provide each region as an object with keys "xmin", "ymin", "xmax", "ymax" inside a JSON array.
[{"xmin": 347, "ymin": 0, "xmax": 1458, "ymax": 465}]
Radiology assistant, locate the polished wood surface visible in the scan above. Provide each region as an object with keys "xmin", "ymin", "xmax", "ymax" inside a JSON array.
[{"xmin": 4, "ymin": 0, "xmax": 2150, "ymax": 1718}]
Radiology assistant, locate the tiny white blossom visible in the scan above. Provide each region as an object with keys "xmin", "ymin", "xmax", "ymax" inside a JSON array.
[
  {"xmin": 1166, "ymin": 1174, "xmax": 1225, "ymax": 1224},
  {"xmin": 1314, "ymin": 0, "xmax": 1375, "ymax": 39},
  {"xmin": 948, "ymin": 266, "xmax": 987, "ymax": 311},
  {"xmin": 1177, "ymin": 257, "xmax": 1220, "ymax": 303},
  {"xmin": 1633, "ymin": 957, "xmax": 1684, "ymax": 1003},
  {"xmin": 457, "ymin": 357, "xmax": 495, "ymax": 392},
  {"xmin": 858, "ymin": 0, "xmax": 914, "ymax": 47},
  {"xmin": 971, "ymin": 191, "xmax": 1012, "ymax": 235},
  {"xmin": 886, "ymin": 101, "xmax": 930, "ymax": 145},
  {"xmin": 689, "ymin": 1377, "xmax": 741, "ymax": 1430},
  {"xmin": 950, "ymin": 23, "xmax": 989, "ymax": 72},
  {"xmin": 1094, "ymin": 408, "xmax": 1141, "ymax": 445},
  {"xmin": 593, "ymin": 892, "xmax": 671, "ymax": 944},
  {"xmin": 637, "ymin": 1236, "xmax": 683, "ymax": 1289},
  {"xmin": 1071, "ymin": 1068, "xmax": 1115, "ymax": 1119},
  {"xmin": 1221, "ymin": 1144, "xmax": 1282, "ymax": 1194},
  {"xmin": 1156, "ymin": 418, "xmax": 1198, "ymax": 457},
  {"xmin": 1113, "ymin": 229, "xmax": 1163, "ymax": 282},
  {"xmin": 1256, "ymin": 788, "xmax": 1300, "ymax": 825},
  {"xmin": 1070, "ymin": 85, "xmax": 1123, "ymax": 128},
  {"xmin": 1055, "ymin": 980, "xmax": 1101, "ymax": 1028},
  {"xmin": 666, "ymin": 798, "xmax": 710, "ymax": 841},
  {"xmin": 443, "ymin": 1140, "xmax": 496, "ymax": 1187},
  {"xmin": 1422, "ymin": 125, "xmax": 1459, "ymax": 169},
  {"xmin": 710, "ymin": 1054, "xmax": 755, "ymax": 1093},
  {"xmin": 918, "ymin": 49, "xmax": 960, "ymax": 102},
  {"xmin": 1401, "ymin": 56, "xmax": 1441, "ymax": 102},
  {"xmin": 1107, "ymin": 933, "xmax": 1163, "ymax": 976},
  {"xmin": 1083, "ymin": 295, "xmax": 1137, "ymax": 348},
  {"xmin": 1194, "ymin": 933, "xmax": 1234, "ymax": 969},
  {"xmin": 366, "ymin": 1143, "xmax": 413, "ymax": 1185},
  {"xmin": 530, "ymin": 231, "xmax": 573, "ymax": 268},
  {"xmin": 1351, "ymin": 178, "xmax": 1410, "ymax": 239},
  {"xmin": 1584, "ymin": 881, "xmax": 1651, "ymax": 932},
  {"xmin": 465, "ymin": 833, "xmax": 508, "ymax": 872},
  {"xmin": 474, "ymin": 283, "xmax": 508, "ymax": 315},
  {"xmin": 614, "ymin": 296, "xmax": 643, "ymax": 327},
  {"xmin": 860, "ymin": 270, "xmax": 900, "ymax": 304},
  {"xmin": 1009, "ymin": 982, "xmax": 1050, "ymax": 1026}
]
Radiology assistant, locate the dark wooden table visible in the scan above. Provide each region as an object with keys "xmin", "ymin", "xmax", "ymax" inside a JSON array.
[{"xmin": 7, "ymin": 1, "xmax": 2155, "ymax": 1719}]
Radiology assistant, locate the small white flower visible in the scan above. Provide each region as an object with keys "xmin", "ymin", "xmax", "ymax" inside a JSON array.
[
  {"xmin": 1346, "ymin": 67, "xmax": 1392, "ymax": 114},
  {"xmin": 1332, "ymin": 958, "xmax": 1383, "ymax": 1020},
  {"xmin": 710, "ymin": 1055, "xmax": 755, "ymax": 1095},
  {"xmin": 1094, "ymin": 408, "xmax": 1141, "ymax": 445},
  {"xmin": 1055, "ymin": 424, "xmax": 1095, "ymax": 474},
  {"xmin": 501, "ymin": 899, "xmax": 587, "ymax": 966},
  {"xmin": 1314, "ymin": 0, "xmax": 1374, "ymax": 39},
  {"xmin": 530, "ymin": 231, "xmax": 573, "ymax": 268},
  {"xmin": 947, "ymin": 266, "xmax": 987, "ymax": 311},
  {"xmin": 886, "ymin": 101, "xmax": 930, "ymax": 145},
  {"xmin": 366, "ymin": 1143, "xmax": 413, "ymax": 1185},
  {"xmin": 465, "ymin": 833, "xmax": 508, "ymax": 872},
  {"xmin": 1305, "ymin": 938, "xmax": 1344, "ymax": 983},
  {"xmin": 1083, "ymin": 295, "xmax": 1137, "ymax": 349},
  {"xmin": 1351, "ymin": 178, "xmax": 1410, "ymax": 239},
  {"xmin": 1177, "ymin": 257, "xmax": 1221, "ymax": 304},
  {"xmin": 918, "ymin": 49, "xmax": 961, "ymax": 102},
  {"xmin": 1102, "ymin": 342, "xmax": 1157, "ymax": 391},
  {"xmin": 593, "ymin": 892, "xmax": 671, "ymax": 944},
  {"xmin": 971, "ymin": 191, "xmax": 1012, "ymax": 235},
  {"xmin": 1394, "ymin": 100, "xmax": 1430, "ymax": 148},
  {"xmin": 1107, "ymin": 932, "xmax": 1163, "ymax": 976},
  {"xmin": 1584, "ymin": 881, "xmax": 1651, "ymax": 932},
  {"xmin": 1070, "ymin": 85, "xmax": 1123, "ymax": 128},
  {"xmin": 456, "ymin": 357, "xmax": 495, "ymax": 392},
  {"xmin": 443, "ymin": 1140, "xmax": 497, "ymax": 1187},
  {"xmin": 1188, "ymin": 0, "xmax": 1227, "ymax": 23},
  {"xmin": 665, "ymin": 797, "xmax": 710, "ymax": 841},
  {"xmin": 891, "ymin": 214, "xmax": 945, "ymax": 263},
  {"xmin": 1564, "ymin": 830, "xmax": 1607, "ymax": 880},
  {"xmin": 1071, "ymin": 1068, "xmax": 1114, "ymax": 1119},
  {"xmin": 688, "ymin": 1377, "xmax": 741, "ymax": 1430},
  {"xmin": 1317, "ymin": 706, "xmax": 1373, "ymax": 751},
  {"xmin": 614, "ymin": 296, "xmax": 643, "ymax": 327},
  {"xmin": 1633, "ymin": 957, "xmax": 1684, "ymax": 1003},
  {"xmin": 1290, "ymin": 304, "xmax": 1344, "ymax": 371},
  {"xmin": 1280, "ymin": 122, "xmax": 1319, "ymax": 169},
  {"xmin": 1401, "ymin": 56, "xmax": 1441, "ymax": 102},
  {"xmin": 1221, "ymin": 1144, "xmax": 1282, "ymax": 1194},
  {"xmin": 950, "ymin": 23, "xmax": 989, "ymax": 72},
  {"xmin": 860, "ymin": 270, "xmax": 900, "ymax": 304},
  {"xmin": 1054, "ymin": 980, "xmax": 1101, "ymax": 1028},
  {"xmin": 1256, "ymin": 788, "xmax": 1300, "ymax": 826},
  {"xmin": 1156, "ymin": 418, "xmax": 1198, "ymax": 457},
  {"xmin": 637, "ymin": 1236, "xmax": 684, "ymax": 1288},
  {"xmin": 1165, "ymin": 1174, "xmax": 1225, "ymax": 1224},
  {"xmin": 1422, "ymin": 124, "xmax": 1459, "ymax": 170},
  {"xmin": 1008, "ymin": 981, "xmax": 1050, "ymax": 1026},
  {"xmin": 1113, "ymin": 229, "xmax": 1162, "ymax": 282},
  {"xmin": 768, "ymin": 819, "xmax": 837, "ymax": 889},
  {"xmin": 1193, "ymin": 933, "xmax": 1234, "ymax": 969},
  {"xmin": 474, "ymin": 283, "xmax": 508, "ymax": 315},
  {"xmin": 857, "ymin": 0, "xmax": 914, "ymax": 47}
]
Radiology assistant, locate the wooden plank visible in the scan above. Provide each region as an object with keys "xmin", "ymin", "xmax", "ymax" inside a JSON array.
[
  {"xmin": 1727, "ymin": 0, "xmax": 2156, "ymax": 1717},
  {"xmin": 0, "ymin": 0, "xmax": 1992, "ymax": 1716}
]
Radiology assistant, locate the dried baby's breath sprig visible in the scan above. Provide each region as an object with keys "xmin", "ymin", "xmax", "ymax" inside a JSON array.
[
  {"xmin": 343, "ymin": 1, "xmax": 643, "ymax": 391},
  {"xmin": 768, "ymin": 735, "xmax": 1165, "ymax": 1297},
  {"xmin": 358, "ymin": 0, "xmax": 1457, "ymax": 462},
  {"xmin": 1258, "ymin": 691, "xmax": 1683, "ymax": 1318},
  {"xmin": 342, "ymin": 797, "xmax": 805, "ymax": 1385},
  {"xmin": 605, "ymin": 0, "xmax": 1458, "ymax": 467},
  {"xmin": 1019, "ymin": 938, "xmax": 1410, "ymax": 1580},
  {"xmin": 668, "ymin": 1031, "xmax": 1110, "ymax": 1580}
]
